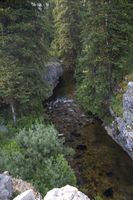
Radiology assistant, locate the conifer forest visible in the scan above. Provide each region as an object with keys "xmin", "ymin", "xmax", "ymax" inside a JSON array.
[{"xmin": 0, "ymin": 1, "xmax": 133, "ymax": 200}]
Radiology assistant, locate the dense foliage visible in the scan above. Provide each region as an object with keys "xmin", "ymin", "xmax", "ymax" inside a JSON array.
[
  {"xmin": 51, "ymin": 0, "xmax": 82, "ymax": 67},
  {"xmin": 0, "ymin": 1, "xmax": 133, "ymax": 197},
  {"xmin": 0, "ymin": 0, "xmax": 52, "ymax": 124},
  {"xmin": 75, "ymin": 0, "xmax": 133, "ymax": 119},
  {"xmin": 0, "ymin": 122, "xmax": 76, "ymax": 195},
  {"xmin": 1, "ymin": 1, "xmax": 132, "ymax": 123}
]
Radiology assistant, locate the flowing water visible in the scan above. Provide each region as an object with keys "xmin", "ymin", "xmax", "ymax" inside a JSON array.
[{"xmin": 46, "ymin": 71, "xmax": 133, "ymax": 200}]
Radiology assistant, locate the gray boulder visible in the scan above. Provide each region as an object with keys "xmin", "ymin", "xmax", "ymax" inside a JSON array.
[
  {"xmin": 43, "ymin": 62, "xmax": 63, "ymax": 88},
  {"xmin": 13, "ymin": 190, "xmax": 35, "ymax": 200},
  {"xmin": 128, "ymin": 81, "xmax": 133, "ymax": 89},
  {"xmin": 0, "ymin": 174, "xmax": 13, "ymax": 200},
  {"xmin": 44, "ymin": 185, "xmax": 90, "ymax": 200}
]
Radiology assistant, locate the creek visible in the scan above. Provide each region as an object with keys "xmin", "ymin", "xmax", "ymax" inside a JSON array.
[{"xmin": 46, "ymin": 71, "xmax": 133, "ymax": 200}]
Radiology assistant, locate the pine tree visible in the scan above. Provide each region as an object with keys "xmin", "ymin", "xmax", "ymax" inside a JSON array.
[
  {"xmin": 76, "ymin": 0, "xmax": 133, "ymax": 119},
  {"xmin": 52, "ymin": 0, "xmax": 82, "ymax": 68},
  {"xmin": 0, "ymin": 1, "xmax": 52, "ymax": 123}
]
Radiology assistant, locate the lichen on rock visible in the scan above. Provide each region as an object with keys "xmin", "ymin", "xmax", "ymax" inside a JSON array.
[
  {"xmin": 44, "ymin": 185, "xmax": 90, "ymax": 200},
  {"xmin": 0, "ymin": 173, "xmax": 13, "ymax": 200},
  {"xmin": 42, "ymin": 62, "xmax": 63, "ymax": 88},
  {"xmin": 106, "ymin": 82, "xmax": 133, "ymax": 160}
]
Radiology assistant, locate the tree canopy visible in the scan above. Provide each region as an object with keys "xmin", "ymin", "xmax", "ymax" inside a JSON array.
[{"xmin": 0, "ymin": 0, "xmax": 52, "ymax": 123}]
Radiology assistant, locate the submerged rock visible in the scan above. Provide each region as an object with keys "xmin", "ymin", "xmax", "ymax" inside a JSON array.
[
  {"xmin": 70, "ymin": 131, "xmax": 81, "ymax": 138},
  {"xmin": 44, "ymin": 185, "xmax": 90, "ymax": 200},
  {"xmin": 103, "ymin": 188, "xmax": 113, "ymax": 198},
  {"xmin": 76, "ymin": 144, "xmax": 87, "ymax": 151}
]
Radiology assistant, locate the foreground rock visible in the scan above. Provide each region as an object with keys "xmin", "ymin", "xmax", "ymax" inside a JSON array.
[
  {"xmin": 13, "ymin": 185, "xmax": 90, "ymax": 200},
  {"xmin": 105, "ymin": 82, "xmax": 133, "ymax": 160},
  {"xmin": 44, "ymin": 185, "xmax": 90, "ymax": 200},
  {"xmin": 0, "ymin": 174, "xmax": 13, "ymax": 200},
  {"xmin": 13, "ymin": 190, "xmax": 35, "ymax": 200},
  {"xmin": 0, "ymin": 174, "xmax": 90, "ymax": 200},
  {"xmin": 12, "ymin": 178, "xmax": 41, "ymax": 200}
]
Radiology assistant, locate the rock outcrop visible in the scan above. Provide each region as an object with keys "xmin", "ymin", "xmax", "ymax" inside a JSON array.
[
  {"xmin": 13, "ymin": 185, "xmax": 90, "ymax": 200},
  {"xmin": 0, "ymin": 173, "xmax": 13, "ymax": 200},
  {"xmin": 0, "ymin": 173, "xmax": 90, "ymax": 200},
  {"xmin": 44, "ymin": 185, "xmax": 90, "ymax": 200},
  {"xmin": 105, "ymin": 82, "xmax": 133, "ymax": 160},
  {"xmin": 43, "ymin": 62, "xmax": 63, "ymax": 88}
]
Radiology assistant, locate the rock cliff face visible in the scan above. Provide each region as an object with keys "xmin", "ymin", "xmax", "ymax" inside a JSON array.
[
  {"xmin": 43, "ymin": 62, "xmax": 63, "ymax": 88},
  {"xmin": 105, "ymin": 82, "xmax": 133, "ymax": 160}
]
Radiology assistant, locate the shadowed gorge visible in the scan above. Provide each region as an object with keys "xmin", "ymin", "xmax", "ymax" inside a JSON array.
[
  {"xmin": 0, "ymin": 1, "xmax": 133, "ymax": 199},
  {"xmin": 47, "ymin": 71, "xmax": 133, "ymax": 200}
]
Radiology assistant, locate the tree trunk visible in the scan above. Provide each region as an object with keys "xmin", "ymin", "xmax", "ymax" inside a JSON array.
[{"xmin": 10, "ymin": 101, "xmax": 17, "ymax": 125}]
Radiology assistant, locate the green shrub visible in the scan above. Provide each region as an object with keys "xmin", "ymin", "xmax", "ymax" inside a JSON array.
[
  {"xmin": 111, "ymin": 93, "xmax": 123, "ymax": 117},
  {"xmin": 0, "ymin": 122, "xmax": 76, "ymax": 195},
  {"xmin": 0, "ymin": 125, "xmax": 9, "ymax": 140},
  {"xmin": 111, "ymin": 73, "xmax": 133, "ymax": 117},
  {"xmin": 94, "ymin": 196, "xmax": 103, "ymax": 200}
]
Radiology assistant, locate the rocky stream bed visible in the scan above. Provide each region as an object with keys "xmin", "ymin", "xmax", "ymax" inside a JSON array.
[{"xmin": 46, "ymin": 71, "xmax": 133, "ymax": 200}]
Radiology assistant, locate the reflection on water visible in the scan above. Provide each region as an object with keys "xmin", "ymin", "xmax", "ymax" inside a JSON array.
[{"xmin": 47, "ymin": 71, "xmax": 133, "ymax": 200}]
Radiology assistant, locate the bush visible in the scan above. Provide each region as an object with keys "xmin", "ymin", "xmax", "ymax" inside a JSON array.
[
  {"xmin": 111, "ymin": 73, "xmax": 133, "ymax": 117},
  {"xmin": 0, "ymin": 122, "xmax": 76, "ymax": 195},
  {"xmin": 111, "ymin": 93, "xmax": 123, "ymax": 117},
  {"xmin": 94, "ymin": 196, "xmax": 103, "ymax": 200}
]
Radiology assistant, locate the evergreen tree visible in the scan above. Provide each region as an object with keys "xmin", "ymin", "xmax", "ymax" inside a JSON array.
[
  {"xmin": 76, "ymin": 0, "xmax": 133, "ymax": 119},
  {"xmin": 52, "ymin": 0, "xmax": 82, "ymax": 68},
  {"xmin": 0, "ymin": 1, "xmax": 52, "ymax": 123}
]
